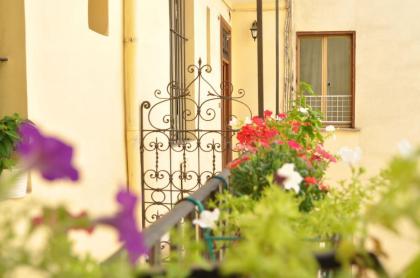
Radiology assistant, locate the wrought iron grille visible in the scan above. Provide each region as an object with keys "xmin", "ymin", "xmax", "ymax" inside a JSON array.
[
  {"xmin": 140, "ymin": 59, "xmax": 251, "ymax": 228},
  {"xmin": 169, "ymin": 0, "xmax": 188, "ymax": 142},
  {"xmin": 305, "ymin": 95, "xmax": 352, "ymax": 125}
]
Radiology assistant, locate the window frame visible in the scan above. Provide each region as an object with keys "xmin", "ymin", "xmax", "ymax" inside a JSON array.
[{"xmin": 296, "ymin": 31, "xmax": 356, "ymax": 128}]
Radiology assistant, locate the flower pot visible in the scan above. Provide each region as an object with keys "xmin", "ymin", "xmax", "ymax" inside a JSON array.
[{"xmin": 0, "ymin": 168, "xmax": 29, "ymax": 200}]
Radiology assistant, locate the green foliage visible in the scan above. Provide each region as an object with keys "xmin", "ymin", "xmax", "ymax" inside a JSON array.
[
  {"xmin": 161, "ymin": 222, "xmax": 210, "ymax": 278},
  {"xmin": 221, "ymin": 186, "xmax": 318, "ymax": 277},
  {"xmin": 0, "ymin": 114, "xmax": 23, "ymax": 175},
  {"xmin": 296, "ymin": 167, "xmax": 372, "ymax": 240},
  {"xmin": 0, "ymin": 204, "xmax": 133, "ymax": 278},
  {"xmin": 367, "ymin": 151, "xmax": 420, "ymax": 234}
]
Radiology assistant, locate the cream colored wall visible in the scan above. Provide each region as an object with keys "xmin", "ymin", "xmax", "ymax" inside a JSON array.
[
  {"xmin": 232, "ymin": 0, "xmax": 420, "ymax": 274},
  {"xmin": 231, "ymin": 1, "xmax": 286, "ymax": 120},
  {"xmin": 0, "ymin": 0, "xmax": 28, "ymax": 117},
  {"xmin": 295, "ymin": 1, "xmax": 420, "ymax": 273},
  {"xmin": 23, "ymin": 0, "xmax": 126, "ymax": 260},
  {"xmin": 133, "ymin": 0, "xmax": 231, "ymax": 224}
]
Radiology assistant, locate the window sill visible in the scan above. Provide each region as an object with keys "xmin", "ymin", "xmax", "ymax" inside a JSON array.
[{"xmin": 321, "ymin": 127, "xmax": 361, "ymax": 132}]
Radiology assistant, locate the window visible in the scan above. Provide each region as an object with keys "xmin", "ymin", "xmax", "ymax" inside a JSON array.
[{"xmin": 297, "ymin": 32, "xmax": 355, "ymax": 127}]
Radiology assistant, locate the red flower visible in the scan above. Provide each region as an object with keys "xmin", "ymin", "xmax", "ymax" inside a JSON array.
[
  {"xmin": 236, "ymin": 117, "xmax": 278, "ymax": 149},
  {"xmin": 304, "ymin": 176, "xmax": 317, "ymax": 185},
  {"xmin": 228, "ymin": 155, "xmax": 250, "ymax": 169},
  {"xmin": 291, "ymin": 120, "xmax": 301, "ymax": 133},
  {"xmin": 252, "ymin": 116, "xmax": 264, "ymax": 126},
  {"xmin": 277, "ymin": 113, "xmax": 287, "ymax": 120},
  {"xmin": 288, "ymin": 140, "xmax": 302, "ymax": 151},
  {"xmin": 264, "ymin": 110, "xmax": 273, "ymax": 118}
]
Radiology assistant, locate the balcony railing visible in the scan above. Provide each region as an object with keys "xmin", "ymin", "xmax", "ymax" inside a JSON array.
[{"xmin": 305, "ymin": 95, "xmax": 352, "ymax": 125}]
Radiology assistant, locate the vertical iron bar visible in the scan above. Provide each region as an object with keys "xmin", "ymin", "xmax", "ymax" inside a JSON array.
[
  {"xmin": 275, "ymin": 0, "xmax": 279, "ymax": 114},
  {"xmin": 169, "ymin": 0, "xmax": 174, "ymax": 141},
  {"xmin": 257, "ymin": 0, "xmax": 264, "ymax": 117},
  {"xmin": 175, "ymin": 0, "xmax": 179, "ymax": 141},
  {"xmin": 181, "ymin": 0, "xmax": 186, "ymax": 140}
]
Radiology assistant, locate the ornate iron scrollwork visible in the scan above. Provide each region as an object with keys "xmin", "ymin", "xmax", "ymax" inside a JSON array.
[{"xmin": 140, "ymin": 59, "xmax": 252, "ymax": 227}]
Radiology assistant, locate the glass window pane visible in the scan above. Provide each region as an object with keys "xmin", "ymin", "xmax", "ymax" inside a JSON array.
[
  {"xmin": 299, "ymin": 37, "xmax": 322, "ymax": 96},
  {"xmin": 326, "ymin": 36, "xmax": 352, "ymax": 125},
  {"xmin": 299, "ymin": 37, "xmax": 322, "ymax": 113},
  {"xmin": 327, "ymin": 36, "xmax": 351, "ymax": 96}
]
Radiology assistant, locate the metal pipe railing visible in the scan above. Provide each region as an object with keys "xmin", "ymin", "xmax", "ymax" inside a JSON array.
[{"xmin": 103, "ymin": 169, "xmax": 229, "ymax": 265}]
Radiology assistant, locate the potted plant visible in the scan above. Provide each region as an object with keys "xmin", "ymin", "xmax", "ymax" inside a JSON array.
[{"xmin": 0, "ymin": 113, "xmax": 28, "ymax": 199}]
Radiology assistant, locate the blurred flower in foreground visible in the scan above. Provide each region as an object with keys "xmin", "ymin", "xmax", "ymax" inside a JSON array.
[
  {"xmin": 193, "ymin": 208, "xmax": 220, "ymax": 229},
  {"xmin": 275, "ymin": 163, "xmax": 303, "ymax": 193},
  {"xmin": 99, "ymin": 189, "xmax": 148, "ymax": 264},
  {"xmin": 17, "ymin": 122, "xmax": 79, "ymax": 181},
  {"xmin": 338, "ymin": 146, "xmax": 362, "ymax": 166},
  {"xmin": 397, "ymin": 139, "xmax": 413, "ymax": 158}
]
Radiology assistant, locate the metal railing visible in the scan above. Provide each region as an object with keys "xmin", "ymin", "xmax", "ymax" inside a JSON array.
[
  {"xmin": 305, "ymin": 95, "xmax": 352, "ymax": 125},
  {"xmin": 143, "ymin": 169, "xmax": 229, "ymax": 265}
]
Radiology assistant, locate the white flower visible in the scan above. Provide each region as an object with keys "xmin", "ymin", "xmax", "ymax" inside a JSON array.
[
  {"xmin": 338, "ymin": 146, "xmax": 362, "ymax": 166},
  {"xmin": 229, "ymin": 117, "xmax": 239, "ymax": 128},
  {"xmin": 325, "ymin": 125, "xmax": 335, "ymax": 132},
  {"xmin": 276, "ymin": 163, "xmax": 303, "ymax": 194},
  {"xmin": 397, "ymin": 139, "xmax": 413, "ymax": 157},
  {"xmin": 299, "ymin": 107, "xmax": 308, "ymax": 114},
  {"xmin": 244, "ymin": 117, "xmax": 252, "ymax": 125},
  {"xmin": 192, "ymin": 208, "xmax": 220, "ymax": 229}
]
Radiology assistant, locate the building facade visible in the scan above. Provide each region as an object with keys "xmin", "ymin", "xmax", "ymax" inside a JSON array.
[{"xmin": 1, "ymin": 0, "xmax": 419, "ymax": 272}]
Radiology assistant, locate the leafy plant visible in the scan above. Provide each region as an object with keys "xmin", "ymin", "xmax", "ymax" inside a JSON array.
[
  {"xmin": 221, "ymin": 186, "xmax": 318, "ymax": 277},
  {"xmin": 0, "ymin": 114, "xmax": 23, "ymax": 175}
]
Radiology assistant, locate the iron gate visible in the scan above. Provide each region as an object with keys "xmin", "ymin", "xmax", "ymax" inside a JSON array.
[{"xmin": 140, "ymin": 59, "xmax": 251, "ymax": 228}]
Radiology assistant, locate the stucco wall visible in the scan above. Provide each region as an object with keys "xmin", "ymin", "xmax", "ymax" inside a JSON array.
[
  {"xmin": 231, "ymin": 0, "xmax": 420, "ymax": 274},
  {"xmin": 231, "ymin": 1, "xmax": 287, "ymax": 120},
  {"xmin": 134, "ymin": 0, "xmax": 232, "ymax": 223},
  {"xmin": 295, "ymin": 0, "xmax": 420, "ymax": 273},
  {"xmin": 23, "ymin": 0, "xmax": 126, "ymax": 260}
]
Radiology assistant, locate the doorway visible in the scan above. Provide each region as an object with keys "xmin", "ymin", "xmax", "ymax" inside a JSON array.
[{"xmin": 220, "ymin": 17, "xmax": 232, "ymax": 167}]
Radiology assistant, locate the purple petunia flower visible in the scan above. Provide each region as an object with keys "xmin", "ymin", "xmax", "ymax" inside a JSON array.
[
  {"xmin": 17, "ymin": 122, "xmax": 79, "ymax": 181},
  {"xmin": 99, "ymin": 189, "xmax": 148, "ymax": 264}
]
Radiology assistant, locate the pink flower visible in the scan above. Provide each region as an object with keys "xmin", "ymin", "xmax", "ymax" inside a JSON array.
[
  {"xmin": 319, "ymin": 183, "xmax": 329, "ymax": 191},
  {"xmin": 288, "ymin": 140, "xmax": 302, "ymax": 151},
  {"xmin": 263, "ymin": 110, "xmax": 273, "ymax": 118},
  {"xmin": 277, "ymin": 113, "xmax": 287, "ymax": 120},
  {"xmin": 316, "ymin": 145, "xmax": 337, "ymax": 163}
]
